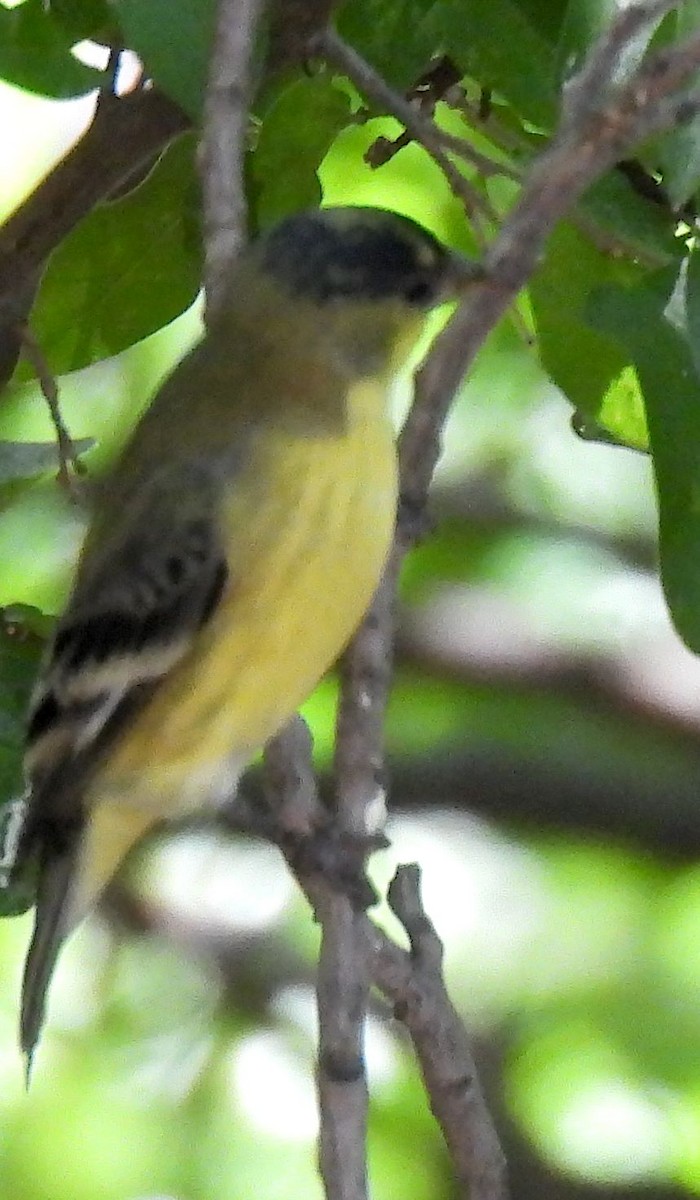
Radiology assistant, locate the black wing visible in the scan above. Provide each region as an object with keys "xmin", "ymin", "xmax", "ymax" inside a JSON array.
[{"xmin": 24, "ymin": 460, "xmax": 229, "ymax": 829}]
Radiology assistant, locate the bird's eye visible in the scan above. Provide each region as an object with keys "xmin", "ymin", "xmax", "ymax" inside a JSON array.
[{"xmin": 404, "ymin": 278, "xmax": 434, "ymax": 305}]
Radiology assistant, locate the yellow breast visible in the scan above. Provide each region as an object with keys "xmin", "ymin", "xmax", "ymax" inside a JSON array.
[{"xmin": 90, "ymin": 376, "xmax": 397, "ymax": 811}]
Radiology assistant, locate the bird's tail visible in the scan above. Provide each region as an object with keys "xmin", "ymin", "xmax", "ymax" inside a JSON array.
[
  {"xmin": 20, "ymin": 838, "xmax": 79, "ymax": 1074},
  {"xmin": 20, "ymin": 803, "xmax": 157, "ymax": 1072}
]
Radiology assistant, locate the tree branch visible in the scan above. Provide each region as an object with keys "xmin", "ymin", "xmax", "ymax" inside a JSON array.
[
  {"xmin": 260, "ymin": 726, "xmax": 508, "ymax": 1199},
  {"xmin": 374, "ymin": 866, "xmax": 508, "ymax": 1200},
  {"xmin": 263, "ymin": 718, "xmax": 372, "ymax": 1200},
  {"xmin": 318, "ymin": 583, "xmax": 399, "ymax": 1200},
  {"xmin": 200, "ymin": 0, "xmax": 267, "ymax": 318}
]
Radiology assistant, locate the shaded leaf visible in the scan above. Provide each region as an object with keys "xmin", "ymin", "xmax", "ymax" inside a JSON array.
[
  {"xmin": 335, "ymin": 0, "xmax": 441, "ymax": 91},
  {"xmin": 252, "ymin": 75, "xmax": 351, "ymax": 228},
  {"xmin": 581, "ymin": 171, "xmax": 681, "ymax": 265},
  {"xmin": 435, "ymin": 0, "xmax": 558, "ymax": 129},
  {"xmin": 23, "ymin": 135, "xmax": 201, "ymax": 378},
  {"xmin": 685, "ymin": 246, "xmax": 700, "ymax": 380},
  {"xmin": 0, "ymin": 438, "xmax": 93, "ymax": 486},
  {"xmin": 588, "ymin": 268, "xmax": 700, "ymax": 651},
  {"xmin": 0, "ymin": 0, "xmax": 104, "ymax": 97},
  {"xmin": 570, "ymin": 410, "xmax": 645, "ymax": 452},
  {"xmin": 655, "ymin": 0, "xmax": 700, "ymax": 207},
  {"xmin": 530, "ymin": 223, "xmax": 648, "ymax": 450},
  {"xmin": 47, "ymin": 0, "xmax": 117, "ymax": 42},
  {"xmin": 112, "ymin": 0, "xmax": 217, "ymax": 118},
  {"xmin": 556, "ymin": 0, "xmax": 619, "ymax": 80},
  {"xmin": 512, "ymin": 0, "xmax": 569, "ymax": 43},
  {"xmin": 658, "ymin": 118, "xmax": 700, "ymax": 210}
]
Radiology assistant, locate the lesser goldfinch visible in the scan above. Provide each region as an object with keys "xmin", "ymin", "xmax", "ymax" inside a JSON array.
[{"xmin": 7, "ymin": 205, "xmax": 473, "ymax": 1064}]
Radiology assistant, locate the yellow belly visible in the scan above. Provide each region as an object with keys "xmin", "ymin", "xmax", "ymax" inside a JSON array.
[{"xmin": 89, "ymin": 377, "xmax": 397, "ymax": 812}]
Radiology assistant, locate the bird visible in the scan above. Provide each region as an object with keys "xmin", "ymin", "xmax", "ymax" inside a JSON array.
[{"xmin": 4, "ymin": 204, "xmax": 475, "ymax": 1068}]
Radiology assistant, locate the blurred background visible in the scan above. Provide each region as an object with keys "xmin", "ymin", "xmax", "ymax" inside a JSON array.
[{"xmin": 1, "ymin": 64, "xmax": 700, "ymax": 1200}]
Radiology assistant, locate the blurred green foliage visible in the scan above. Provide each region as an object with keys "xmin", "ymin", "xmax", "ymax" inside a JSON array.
[
  {"xmin": 20, "ymin": 135, "xmax": 202, "ymax": 378},
  {"xmin": 1, "ymin": 1, "xmax": 700, "ymax": 1198}
]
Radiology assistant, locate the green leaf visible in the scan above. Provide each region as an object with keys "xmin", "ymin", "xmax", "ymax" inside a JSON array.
[
  {"xmin": 512, "ymin": 0, "xmax": 569, "ymax": 43},
  {"xmin": 435, "ymin": 0, "xmax": 558, "ymax": 129},
  {"xmin": 252, "ymin": 75, "xmax": 351, "ymax": 228},
  {"xmin": 588, "ymin": 268, "xmax": 700, "ymax": 652},
  {"xmin": 685, "ymin": 246, "xmax": 700, "ymax": 381},
  {"xmin": 654, "ymin": 0, "xmax": 700, "ymax": 207},
  {"xmin": 0, "ymin": 626, "xmax": 43, "ymax": 917},
  {"xmin": 47, "ymin": 0, "xmax": 116, "ymax": 42},
  {"xmin": 581, "ymin": 171, "xmax": 681, "ymax": 265},
  {"xmin": 0, "ymin": 0, "xmax": 104, "ymax": 97},
  {"xmin": 530, "ymin": 223, "xmax": 648, "ymax": 450},
  {"xmin": 24, "ymin": 135, "xmax": 201, "ymax": 377},
  {"xmin": 335, "ymin": 0, "xmax": 441, "ymax": 90},
  {"xmin": 556, "ymin": 0, "xmax": 661, "ymax": 85},
  {"xmin": 658, "ymin": 118, "xmax": 700, "ymax": 210},
  {"xmin": 556, "ymin": 0, "xmax": 617, "ymax": 78},
  {"xmin": 112, "ymin": 0, "xmax": 217, "ymax": 118},
  {"xmin": 0, "ymin": 438, "xmax": 93, "ymax": 485}
]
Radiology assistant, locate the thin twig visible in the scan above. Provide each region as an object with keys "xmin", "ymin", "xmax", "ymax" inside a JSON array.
[
  {"xmin": 264, "ymin": 716, "xmax": 324, "ymax": 838},
  {"xmin": 373, "ymin": 866, "xmax": 509, "ymax": 1200},
  {"xmin": 317, "ymin": 28, "xmax": 498, "ymax": 238},
  {"xmin": 449, "ymin": 89, "xmax": 533, "ymax": 159},
  {"xmin": 334, "ymin": 584, "xmax": 395, "ymax": 835},
  {"xmin": 313, "ymin": 30, "xmax": 507, "ymax": 1192},
  {"xmin": 360, "ymin": 59, "xmax": 517, "ymax": 185},
  {"xmin": 17, "ymin": 326, "xmax": 84, "ymax": 497},
  {"xmin": 432, "ymin": 129, "xmax": 521, "ymax": 180},
  {"xmin": 200, "ymin": 0, "xmax": 267, "ymax": 319}
]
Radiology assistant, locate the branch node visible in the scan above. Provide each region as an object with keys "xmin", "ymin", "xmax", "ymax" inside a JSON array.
[
  {"xmin": 388, "ymin": 864, "xmax": 444, "ymax": 971},
  {"xmin": 319, "ymin": 1049, "xmax": 366, "ymax": 1085}
]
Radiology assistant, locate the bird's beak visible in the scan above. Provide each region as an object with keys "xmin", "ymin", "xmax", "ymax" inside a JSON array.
[{"xmin": 442, "ymin": 251, "xmax": 485, "ymax": 301}]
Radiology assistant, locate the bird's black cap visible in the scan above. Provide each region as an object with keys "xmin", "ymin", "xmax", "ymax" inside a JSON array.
[{"xmin": 260, "ymin": 206, "xmax": 473, "ymax": 308}]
